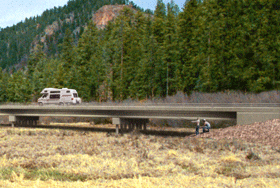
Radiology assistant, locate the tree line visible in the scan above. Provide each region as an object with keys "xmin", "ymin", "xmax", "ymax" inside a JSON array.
[{"xmin": 0, "ymin": 0, "xmax": 279, "ymax": 103}]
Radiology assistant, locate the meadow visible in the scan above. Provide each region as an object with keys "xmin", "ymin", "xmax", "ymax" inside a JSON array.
[{"xmin": 0, "ymin": 121, "xmax": 279, "ymax": 187}]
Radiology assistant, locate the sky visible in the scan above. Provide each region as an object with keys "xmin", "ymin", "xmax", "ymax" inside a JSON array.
[{"xmin": 0, "ymin": 0, "xmax": 185, "ymax": 29}]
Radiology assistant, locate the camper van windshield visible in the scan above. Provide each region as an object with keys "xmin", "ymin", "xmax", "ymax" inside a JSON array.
[
  {"xmin": 73, "ymin": 93, "xmax": 78, "ymax": 98},
  {"xmin": 41, "ymin": 93, "xmax": 48, "ymax": 98}
]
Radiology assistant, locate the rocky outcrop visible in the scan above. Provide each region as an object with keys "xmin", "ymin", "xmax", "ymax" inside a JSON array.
[{"xmin": 93, "ymin": 5, "xmax": 135, "ymax": 29}]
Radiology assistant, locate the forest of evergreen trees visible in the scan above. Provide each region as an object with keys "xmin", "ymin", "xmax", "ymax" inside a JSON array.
[{"xmin": 0, "ymin": 0, "xmax": 279, "ymax": 103}]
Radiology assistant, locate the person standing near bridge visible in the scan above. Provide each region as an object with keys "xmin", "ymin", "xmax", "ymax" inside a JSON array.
[
  {"xmin": 202, "ymin": 119, "xmax": 211, "ymax": 133},
  {"xmin": 192, "ymin": 118, "xmax": 200, "ymax": 135}
]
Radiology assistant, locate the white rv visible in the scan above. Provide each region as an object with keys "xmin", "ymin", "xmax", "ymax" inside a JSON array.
[{"xmin": 38, "ymin": 88, "xmax": 82, "ymax": 106}]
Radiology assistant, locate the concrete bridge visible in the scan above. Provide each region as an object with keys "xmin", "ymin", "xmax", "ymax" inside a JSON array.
[{"xmin": 0, "ymin": 103, "xmax": 279, "ymax": 131}]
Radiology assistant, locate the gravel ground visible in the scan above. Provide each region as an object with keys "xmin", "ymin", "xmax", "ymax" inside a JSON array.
[{"xmin": 199, "ymin": 119, "xmax": 280, "ymax": 149}]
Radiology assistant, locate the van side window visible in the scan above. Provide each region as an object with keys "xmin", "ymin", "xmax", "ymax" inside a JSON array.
[
  {"xmin": 66, "ymin": 91, "xmax": 70, "ymax": 93},
  {"xmin": 50, "ymin": 91, "xmax": 60, "ymax": 93},
  {"xmin": 50, "ymin": 94, "xmax": 60, "ymax": 99},
  {"xmin": 73, "ymin": 93, "xmax": 78, "ymax": 98}
]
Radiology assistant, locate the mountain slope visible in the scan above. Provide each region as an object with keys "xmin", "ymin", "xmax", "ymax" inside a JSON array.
[{"xmin": 0, "ymin": 0, "xmax": 136, "ymax": 70}]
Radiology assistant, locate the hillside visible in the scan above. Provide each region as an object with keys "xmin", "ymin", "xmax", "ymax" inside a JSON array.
[{"xmin": 0, "ymin": 0, "xmax": 142, "ymax": 70}]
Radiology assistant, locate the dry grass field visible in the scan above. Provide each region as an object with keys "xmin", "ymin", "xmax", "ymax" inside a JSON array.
[{"xmin": 0, "ymin": 120, "xmax": 279, "ymax": 187}]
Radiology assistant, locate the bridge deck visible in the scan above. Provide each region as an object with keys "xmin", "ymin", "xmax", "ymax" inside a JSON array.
[{"xmin": 0, "ymin": 103, "xmax": 279, "ymax": 126}]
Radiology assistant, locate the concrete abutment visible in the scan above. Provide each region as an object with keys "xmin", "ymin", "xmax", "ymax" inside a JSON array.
[{"xmin": 237, "ymin": 112, "xmax": 280, "ymax": 125}]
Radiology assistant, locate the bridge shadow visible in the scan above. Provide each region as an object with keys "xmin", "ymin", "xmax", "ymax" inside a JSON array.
[
  {"xmin": 1, "ymin": 124, "xmax": 195, "ymax": 137},
  {"xmin": 140, "ymin": 130, "xmax": 194, "ymax": 137},
  {"xmin": 8, "ymin": 124, "xmax": 116, "ymax": 133}
]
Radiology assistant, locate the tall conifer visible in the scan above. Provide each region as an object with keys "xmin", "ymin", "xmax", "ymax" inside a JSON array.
[
  {"xmin": 178, "ymin": 0, "xmax": 199, "ymax": 93},
  {"xmin": 152, "ymin": 0, "xmax": 167, "ymax": 97},
  {"xmin": 164, "ymin": 1, "xmax": 180, "ymax": 96}
]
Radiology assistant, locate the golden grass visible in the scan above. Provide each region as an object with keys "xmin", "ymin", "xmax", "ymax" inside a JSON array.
[{"xmin": 0, "ymin": 126, "xmax": 279, "ymax": 187}]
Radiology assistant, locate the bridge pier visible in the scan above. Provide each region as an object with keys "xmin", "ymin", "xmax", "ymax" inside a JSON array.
[
  {"xmin": 112, "ymin": 118, "xmax": 149, "ymax": 133},
  {"xmin": 9, "ymin": 116, "xmax": 39, "ymax": 127}
]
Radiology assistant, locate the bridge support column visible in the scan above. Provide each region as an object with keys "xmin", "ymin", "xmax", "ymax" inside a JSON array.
[
  {"xmin": 112, "ymin": 118, "xmax": 149, "ymax": 133},
  {"xmin": 237, "ymin": 112, "xmax": 280, "ymax": 125},
  {"xmin": 9, "ymin": 116, "xmax": 39, "ymax": 127}
]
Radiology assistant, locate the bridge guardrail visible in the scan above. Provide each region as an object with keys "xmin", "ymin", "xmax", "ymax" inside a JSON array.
[{"xmin": 0, "ymin": 103, "xmax": 279, "ymax": 108}]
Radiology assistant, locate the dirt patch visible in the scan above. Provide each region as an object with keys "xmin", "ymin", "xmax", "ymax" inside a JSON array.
[{"xmin": 198, "ymin": 119, "xmax": 280, "ymax": 148}]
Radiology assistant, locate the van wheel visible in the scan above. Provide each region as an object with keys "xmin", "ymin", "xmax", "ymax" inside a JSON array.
[
  {"xmin": 38, "ymin": 102, "xmax": 43, "ymax": 106},
  {"xmin": 59, "ymin": 102, "xmax": 64, "ymax": 106}
]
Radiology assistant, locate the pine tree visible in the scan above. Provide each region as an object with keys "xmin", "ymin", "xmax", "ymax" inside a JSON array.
[
  {"xmin": 27, "ymin": 44, "xmax": 46, "ymax": 78},
  {"xmin": 152, "ymin": 0, "xmax": 167, "ymax": 97},
  {"xmin": 27, "ymin": 44, "xmax": 47, "ymax": 101},
  {"xmin": 60, "ymin": 28, "xmax": 76, "ymax": 71},
  {"xmin": 178, "ymin": 0, "xmax": 200, "ymax": 93},
  {"xmin": 163, "ymin": 0, "xmax": 180, "ymax": 96},
  {"xmin": 101, "ymin": 7, "xmax": 137, "ymax": 101},
  {"xmin": 7, "ymin": 70, "xmax": 32, "ymax": 103},
  {"xmin": 100, "ymin": 21, "xmax": 118, "ymax": 101},
  {"xmin": 127, "ymin": 11, "xmax": 150, "ymax": 99},
  {"xmin": 153, "ymin": 0, "xmax": 166, "ymax": 45},
  {"xmin": 0, "ymin": 68, "xmax": 9, "ymax": 102},
  {"xmin": 76, "ymin": 21, "xmax": 100, "ymax": 101},
  {"xmin": 247, "ymin": 0, "xmax": 280, "ymax": 92},
  {"xmin": 196, "ymin": 0, "xmax": 229, "ymax": 92}
]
